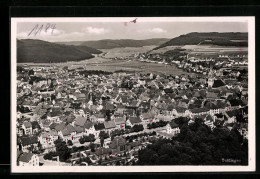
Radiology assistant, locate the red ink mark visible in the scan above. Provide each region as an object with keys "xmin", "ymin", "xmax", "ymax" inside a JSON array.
[
  {"xmin": 229, "ymin": 107, "xmax": 231, "ymax": 110},
  {"xmin": 151, "ymin": 119, "xmax": 153, "ymax": 122},
  {"xmin": 46, "ymin": 137, "xmax": 48, "ymax": 140},
  {"xmin": 122, "ymin": 125, "xmax": 124, "ymax": 128},
  {"xmin": 129, "ymin": 18, "xmax": 137, "ymax": 23},
  {"xmin": 190, "ymin": 114, "xmax": 193, "ymax": 118},
  {"xmin": 71, "ymin": 136, "xmax": 73, "ymax": 140}
]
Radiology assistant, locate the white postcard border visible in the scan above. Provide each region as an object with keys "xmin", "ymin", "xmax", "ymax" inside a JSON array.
[{"xmin": 11, "ymin": 17, "xmax": 255, "ymax": 173}]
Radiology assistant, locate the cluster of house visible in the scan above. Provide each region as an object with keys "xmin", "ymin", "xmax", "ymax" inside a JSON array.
[
  {"xmin": 16, "ymin": 64, "xmax": 248, "ymax": 166},
  {"xmin": 136, "ymin": 51, "xmax": 248, "ymax": 75}
]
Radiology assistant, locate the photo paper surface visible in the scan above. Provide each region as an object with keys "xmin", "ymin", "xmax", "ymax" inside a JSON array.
[{"xmin": 11, "ymin": 17, "xmax": 255, "ymax": 173}]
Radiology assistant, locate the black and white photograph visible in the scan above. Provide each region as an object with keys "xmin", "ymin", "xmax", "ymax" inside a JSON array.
[{"xmin": 11, "ymin": 17, "xmax": 255, "ymax": 173}]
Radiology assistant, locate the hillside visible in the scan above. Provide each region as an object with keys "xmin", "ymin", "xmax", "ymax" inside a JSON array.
[
  {"xmin": 17, "ymin": 39, "xmax": 102, "ymax": 63},
  {"xmin": 56, "ymin": 38, "xmax": 170, "ymax": 49},
  {"xmin": 154, "ymin": 32, "xmax": 248, "ymax": 50}
]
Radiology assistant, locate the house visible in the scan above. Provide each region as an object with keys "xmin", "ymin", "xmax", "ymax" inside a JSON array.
[
  {"xmin": 60, "ymin": 125, "xmax": 77, "ymax": 142},
  {"xmin": 93, "ymin": 123, "xmax": 105, "ymax": 138},
  {"xmin": 166, "ymin": 120, "xmax": 180, "ymax": 136},
  {"xmin": 104, "ymin": 121, "xmax": 116, "ymax": 133},
  {"xmin": 190, "ymin": 107, "xmax": 210, "ymax": 117},
  {"xmin": 38, "ymin": 130, "xmax": 59, "ymax": 151},
  {"xmin": 212, "ymin": 79, "xmax": 225, "ymax": 88},
  {"xmin": 47, "ymin": 109, "xmax": 62, "ymax": 122},
  {"xmin": 204, "ymin": 114, "xmax": 215, "ymax": 129},
  {"xmin": 224, "ymin": 110, "xmax": 239, "ymax": 124},
  {"xmin": 94, "ymin": 147, "xmax": 112, "ymax": 160},
  {"xmin": 82, "ymin": 121, "xmax": 94, "ymax": 135},
  {"xmin": 156, "ymin": 114, "xmax": 172, "ymax": 122},
  {"xmin": 126, "ymin": 117, "xmax": 142, "ymax": 127},
  {"xmin": 19, "ymin": 136, "xmax": 39, "ymax": 152},
  {"xmin": 17, "ymin": 152, "xmax": 39, "ymax": 166},
  {"xmin": 114, "ymin": 117, "xmax": 126, "ymax": 129},
  {"xmin": 109, "ymin": 136, "xmax": 130, "ymax": 155},
  {"xmin": 74, "ymin": 116, "xmax": 88, "ymax": 127},
  {"xmin": 22, "ymin": 121, "xmax": 32, "ymax": 135},
  {"xmin": 73, "ymin": 126, "xmax": 85, "ymax": 141},
  {"xmin": 31, "ymin": 121, "xmax": 41, "ymax": 134},
  {"xmin": 140, "ymin": 112, "xmax": 156, "ymax": 123},
  {"xmin": 90, "ymin": 113, "xmax": 105, "ymax": 123},
  {"xmin": 206, "ymin": 92, "xmax": 219, "ymax": 99}
]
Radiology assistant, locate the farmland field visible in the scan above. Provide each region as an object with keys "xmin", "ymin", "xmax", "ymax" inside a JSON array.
[
  {"xmin": 150, "ymin": 45, "xmax": 248, "ymax": 56},
  {"xmin": 100, "ymin": 46, "xmax": 156, "ymax": 58},
  {"xmin": 18, "ymin": 46, "xmax": 187, "ymax": 75}
]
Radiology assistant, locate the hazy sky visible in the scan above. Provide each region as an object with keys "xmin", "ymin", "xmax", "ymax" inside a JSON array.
[{"xmin": 17, "ymin": 21, "xmax": 248, "ymax": 42}]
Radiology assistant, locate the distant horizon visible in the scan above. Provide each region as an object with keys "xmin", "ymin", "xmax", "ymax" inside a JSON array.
[{"xmin": 16, "ymin": 31, "xmax": 248, "ymax": 43}]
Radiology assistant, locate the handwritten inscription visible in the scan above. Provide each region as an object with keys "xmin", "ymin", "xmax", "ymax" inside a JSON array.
[{"xmin": 28, "ymin": 23, "xmax": 56, "ymax": 36}]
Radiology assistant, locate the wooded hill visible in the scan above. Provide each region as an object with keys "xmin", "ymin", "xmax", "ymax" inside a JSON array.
[
  {"xmin": 56, "ymin": 38, "xmax": 170, "ymax": 49},
  {"xmin": 154, "ymin": 32, "xmax": 248, "ymax": 50},
  {"xmin": 17, "ymin": 39, "xmax": 102, "ymax": 63}
]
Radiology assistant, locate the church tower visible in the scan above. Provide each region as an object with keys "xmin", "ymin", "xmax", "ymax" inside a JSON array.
[{"xmin": 207, "ymin": 62, "xmax": 214, "ymax": 88}]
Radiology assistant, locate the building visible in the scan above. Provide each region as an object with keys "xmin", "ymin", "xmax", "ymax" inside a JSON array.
[{"xmin": 17, "ymin": 152, "xmax": 39, "ymax": 166}]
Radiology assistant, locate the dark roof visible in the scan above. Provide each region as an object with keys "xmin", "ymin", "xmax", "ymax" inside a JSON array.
[
  {"xmin": 49, "ymin": 122, "xmax": 58, "ymax": 130},
  {"xmin": 61, "ymin": 125, "xmax": 76, "ymax": 136},
  {"xmin": 95, "ymin": 147, "xmax": 112, "ymax": 156},
  {"xmin": 104, "ymin": 121, "xmax": 116, "ymax": 129},
  {"xmin": 129, "ymin": 117, "xmax": 142, "ymax": 124},
  {"xmin": 31, "ymin": 121, "xmax": 41, "ymax": 129},
  {"xmin": 206, "ymin": 92, "xmax": 219, "ymax": 99},
  {"xmin": 74, "ymin": 126, "xmax": 84, "ymax": 133},
  {"xmin": 109, "ymin": 136, "xmax": 126, "ymax": 149},
  {"xmin": 23, "ymin": 121, "xmax": 32, "ymax": 128},
  {"xmin": 54, "ymin": 123, "xmax": 66, "ymax": 131},
  {"xmin": 84, "ymin": 121, "xmax": 94, "ymax": 129},
  {"xmin": 229, "ymin": 99, "xmax": 245, "ymax": 107},
  {"xmin": 169, "ymin": 120, "xmax": 179, "ymax": 128},
  {"xmin": 49, "ymin": 109, "xmax": 62, "ymax": 117},
  {"xmin": 18, "ymin": 152, "xmax": 34, "ymax": 163},
  {"xmin": 94, "ymin": 123, "xmax": 105, "ymax": 130},
  {"xmin": 205, "ymin": 115, "xmax": 214, "ymax": 122},
  {"xmin": 114, "ymin": 117, "xmax": 125, "ymax": 125},
  {"xmin": 226, "ymin": 110, "xmax": 240, "ymax": 118},
  {"xmin": 20, "ymin": 136, "xmax": 38, "ymax": 146},
  {"xmin": 212, "ymin": 79, "xmax": 225, "ymax": 88},
  {"xmin": 74, "ymin": 117, "xmax": 87, "ymax": 127}
]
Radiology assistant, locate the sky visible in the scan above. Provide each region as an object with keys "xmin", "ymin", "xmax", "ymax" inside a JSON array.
[{"xmin": 17, "ymin": 20, "xmax": 248, "ymax": 42}]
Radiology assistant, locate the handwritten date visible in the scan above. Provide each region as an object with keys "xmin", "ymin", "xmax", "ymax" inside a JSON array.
[{"xmin": 28, "ymin": 23, "xmax": 56, "ymax": 36}]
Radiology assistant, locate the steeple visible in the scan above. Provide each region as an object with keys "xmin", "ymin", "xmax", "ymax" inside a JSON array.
[{"xmin": 208, "ymin": 62, "xmax": 214, "ymax": 88}]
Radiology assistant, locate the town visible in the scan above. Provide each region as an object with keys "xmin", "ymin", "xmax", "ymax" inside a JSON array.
[{"xmin": 16, "ymin": 50, "xmax": 248, "ymax": 166}]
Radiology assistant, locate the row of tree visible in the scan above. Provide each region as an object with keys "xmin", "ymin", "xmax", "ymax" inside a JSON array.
[
  {"xmin": 137, "ymin": 118, "xmax": 248, "ymax": 165},
  {"xmin": 147, "ymin": 120, "xmax": 167, "ymax": 129},
  {"xmin": 79, "ymin": 134, "xmax": 96, "ymax": 144}
]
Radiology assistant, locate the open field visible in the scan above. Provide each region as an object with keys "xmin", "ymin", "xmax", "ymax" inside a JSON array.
[
  {"xmin": 82, "ymin": 59, "xmax": 187, "ymax": 75},
  {"xmin": 18, "ymin": 57, "xmax": 186, "ymax": 75},
  {"xmin": 150, "ymin": 45, "xmax": 248, "ymax": 55},
  {"xmin": 100, "ymin": 46, "xmax": 156, "ymax": 58}
]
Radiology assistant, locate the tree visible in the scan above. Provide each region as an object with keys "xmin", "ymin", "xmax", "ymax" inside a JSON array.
[
  {"xmin": 89, "ymin": 143, "xmax": 96, "ymax": 152},
  {"xmin": 51, "ymin": 94, "xmax": 56, "ymax": 101},
  {"xmin": 137, "ymin": 119, "xmax": 248, "ymax": 166},
  {"xmin": 67, "ymin": 140, "xmax": 73, "ymax": 146},
  {"xmin": 79, "ymin": 137, "xmax": 85, "ymax": 144},
  {"xmin": 99, "ymin": 131, "xmax": 109, "ymax": 139},
  {"xmin": 28, "ymin": 69, "xmax": 34, "ymax": 76},
  {"xmin": 54, "ymin": 139, "xmax": 71, "ymax": 162},
  {"xmin": 100, "ymin": 137, "xmax": 104, "ymax": 147}
]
